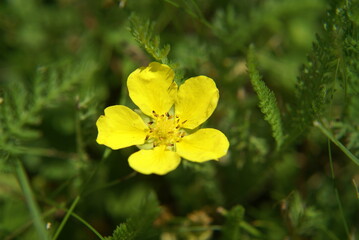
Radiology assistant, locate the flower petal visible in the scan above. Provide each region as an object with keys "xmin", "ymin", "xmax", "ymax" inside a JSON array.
[
  {"xmin": 128, "ymin": 146, "xmax": 181, "ymax": 175},
  {"xmin": 176, "ymin": 128, "xmax": 229, "ymax": 162},
  {"xmin": 127, "ymin": 62, "xmax": 177, "ymax": 117},
  {"xmin": 96, "ymin": 105, "xmax": 148, "ymax": 149},
  {"xmin": 175, "ymin": 76, "xmax": 219, "ymax": 129}
]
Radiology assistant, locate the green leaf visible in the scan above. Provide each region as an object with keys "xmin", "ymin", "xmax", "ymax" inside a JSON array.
[
  {"xmin": 247, "ymin": 45, "xmax": 286, "ymax": 149},
  {"xmin": 128, "ymin": 14, "xmax": 170, "ymax": 63},
  {"xmin": 105, "ymin": 191, "xmax": 160, "ymax": 240},
  {"xmin": 0, "ymin": 59, "xmax": 97, "ymax": 157},
  {"xmin": 15, "ymin": 159, "xmax": 49, "ymax": 240},
  {"xmin": 221, "ymin": 205, "xmax": 245, "ymax": 240}
]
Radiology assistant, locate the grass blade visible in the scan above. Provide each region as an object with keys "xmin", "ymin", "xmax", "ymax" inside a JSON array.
[
  {"xmin": 15, "ymin": 159, "xmax": 49, "ymax": 240},
  {"xmin": 314, "ymin": 121, "xmax": 359, "ymax": 166},
  {"xmin": 327, "ymin": 140, "xmax": 351, "ymax": 239},
  {"xmin": 52, "ymin": 196, "xmax": 80, "ymax": 240}
]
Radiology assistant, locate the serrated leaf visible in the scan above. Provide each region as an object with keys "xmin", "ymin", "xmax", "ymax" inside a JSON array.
[{"xmin": 247, "ymin": 45, "xmax": 286, "ymax": 149}]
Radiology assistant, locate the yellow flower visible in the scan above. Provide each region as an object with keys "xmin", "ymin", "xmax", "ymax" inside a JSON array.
[{"xmin": 96, "ymin": 62, "xmax": 229, "ymax": 175}]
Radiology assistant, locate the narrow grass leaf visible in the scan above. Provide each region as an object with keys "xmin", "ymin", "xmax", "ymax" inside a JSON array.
[
  {"xmin": 52, "ymin": 196, "xmax": 80, "ymax": 240},
  {"xmin": 315, "ymin": 121, "xmax": 359, "ymax": 166},
  {"xmin": 15, "ymin": 159, "xmax": 50, "ymax": 240}
]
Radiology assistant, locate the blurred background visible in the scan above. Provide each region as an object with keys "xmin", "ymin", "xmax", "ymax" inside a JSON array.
[{"xmin": 1, "ymin": 0, "xmax": 358, "ymax": 239}]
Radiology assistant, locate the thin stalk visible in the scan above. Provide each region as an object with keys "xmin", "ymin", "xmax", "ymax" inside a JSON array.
[
  {"xmin": 41, "ymin": 198, "xmax": 105, "ymax": 240},
  {"xmin": 83, "ymin": 171, "xmax": 137, "ymax": 196},
  {"xmin": 240, "ymin": 221, "xmax": 262, "ymax": 237},
  {"xmin": 15, "ymin": 159, "xmax": 49, "ymax": 240},
  {"xmin": 52, "ymin": 196, "xmax": 80, "ymax": 240},
  {"xmin": 75, "ymin": 98, "xmax": 87, "ymax": 162},
  {"xmin": 314, "ymin": 121, "xmax": 359, "ymax": 166},
  {"xmin": 352, "ymin": 179, "xmax": 359, "ymax": 200},
  {"xmin": 173, "ymin": 225, "xmax": 222, "ymax": 232},
  {"xmin": 69, "ymin": 212, "xmax": 105, "ymax": 240},
  {"xmin": 5, "ymin": 146, "xmax": 76, "ymax": 159},
  {"xmin": 186, "ymin": 0, "xmax": 212, "ymax": 28},
  {"xmin": 79, "ymin": 148, "xmax": 112, "ymax": 194},
  {"xmin": 327, "ymin": 140, "xmax": 351, "ymax": 239},
  {"xmin": 163, "ymin": 0, "xmax": 212, "ymax": 28},
  {"xmin": 5, "ymin": 208, "xmax": 57, "ymax": 240}
]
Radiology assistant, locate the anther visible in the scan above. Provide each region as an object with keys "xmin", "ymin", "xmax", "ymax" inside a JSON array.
[
  {"xmin": 176, "ymin": 125, "xmax": 180, "ymax": 129},
  {"xmin": 166, "ymin": 112, "xmax": 170, "ymax": 117},
  {"xmin": 145, "ymin": 135, "xmax": 149, "ymax": 140},
  {"xmin": 148, "ymin": 121, "xmax": 154, "ymax": 125},
  {"xmin": 152, "ymin": 110, "xmax": 159, "ymax": 117},
  {"xmin": 182, "ymin": 120, "xmax": 187, "ymax": 124}
]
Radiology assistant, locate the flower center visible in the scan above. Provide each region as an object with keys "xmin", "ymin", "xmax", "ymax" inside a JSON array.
[{"xmin": 146, "ymin": 111, "xmax": 186, "ymax": 148}]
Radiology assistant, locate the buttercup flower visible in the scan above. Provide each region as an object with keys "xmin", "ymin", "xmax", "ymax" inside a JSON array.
[{"xmin": 96, "ymin": 62, "xmax": 229, "ymax": 175}]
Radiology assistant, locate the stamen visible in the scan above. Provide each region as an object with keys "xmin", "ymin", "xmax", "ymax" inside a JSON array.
[
  {"xmin": 152, "ymin": 110, "xmax": 159, "ymax": 117},
  {"xmin": 145, "ymin": 111, "xmax": 183, "ymax": 147}
]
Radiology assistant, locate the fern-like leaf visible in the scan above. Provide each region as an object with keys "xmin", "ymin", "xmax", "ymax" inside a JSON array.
[
  {"xmin": 128, "ymin": 14, "xmax": 170, "ymax": 64},
  {"xmin": 105, "ymin": 192, "xmax": 160, "ymax": 240},
  {"xmin": 0, "ymin": 60, "xmax": 97, "ymax": 157},
  {"xmin": 247, "ymin": 45, "xmax": 285, "ymax": 149}
]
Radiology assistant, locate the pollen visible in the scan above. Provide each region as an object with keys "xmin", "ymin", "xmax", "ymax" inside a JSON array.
[{"xmin": 146, "ymin": 111, "xmax": 186, "ymax": 148}]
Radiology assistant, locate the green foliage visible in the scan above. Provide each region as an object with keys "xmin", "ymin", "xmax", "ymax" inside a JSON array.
[
  {"xmin": 0, "ymin": 60, "xmax": 97, "ymax": 157},
  {"xmin": 104, "ymin": 192, "xmax": 160, "ymax": 240},
  {"xmin": 285, "ymin": 34, "xmax": 337, "ymax": 143},
  {"xmin": 284, "ymin": 0, "xmax": 359, "ymax": 144},
  {"xmin": 247, "ymin": 45, "xmax": 285, "ymax": 149},
  {"xmin": 128, "ymin": 14, "xmax": 170, "ymax": 64},
  {"xmin": 281, "ymin": 191, "xmax": 330, "ymax": 239},
  {"xmin": 163, "ymin": 0, "xmax": 211, "ymax": 28},
  {"xmin": 15, "ymin": 159, "xmax": 50, "ymax": 240},
  {"xmin": 221, "ymin": 205, "xmax": 245, "ymax": 240},
  {"xmin": 326, "ymin": 0, "xmax": 359, "ymax": 160},
  {"xmin": 1, "ymin": 0, "xmax": 359, "ymax": 239}
]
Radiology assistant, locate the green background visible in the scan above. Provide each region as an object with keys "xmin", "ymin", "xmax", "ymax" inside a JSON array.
[{"xmin": 1, "ymin": 0, "xmax": 359, "ymax": 239}]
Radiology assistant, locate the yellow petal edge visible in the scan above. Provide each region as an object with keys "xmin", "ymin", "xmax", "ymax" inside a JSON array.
[
  {"xmin": 96, "ymin": 105, "xmax": 148, "ymax": 150},
  {"xmin": 127, "ymin": 62, "xmax": 177, "ymax": 117},
  {"xmin": 128, "ymin": 146, "xmax": 181, "ymax": 175},
  {"xmin": 176, "ymin": 128, "xmax": 229, "ymax": 162},
  {"xmin": 175, "ymin": 76, "xmax": 219, "ymax": 129}
]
